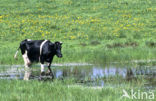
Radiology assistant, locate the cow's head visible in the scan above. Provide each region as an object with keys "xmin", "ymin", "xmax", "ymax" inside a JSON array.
[{"xmin": 54, "ymin": 41, "xmax": 63, "ymax": 58}]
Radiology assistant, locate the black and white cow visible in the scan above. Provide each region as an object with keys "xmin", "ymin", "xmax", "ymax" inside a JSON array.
[{"xmin": 14, "ymin": 39, "xmax": 63, "ymax": 80}]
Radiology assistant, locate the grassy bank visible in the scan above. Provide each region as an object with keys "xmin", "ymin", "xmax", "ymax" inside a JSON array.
[
  {"xmin": 0, "ymin": 79, "xmax": 153, "ymax": 101},
  {"xmin": 0, "ymin": 0, "xmax": 156, "ymax": 64}
]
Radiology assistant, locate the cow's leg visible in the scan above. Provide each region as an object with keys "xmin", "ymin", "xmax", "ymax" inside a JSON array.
[
  {"xmin": 40, "ymin": 56, "xmax": 45, "ymax": 76},
  {"xmin": 40, "ymin": 63, "xmax": 45, "ymax": 76},
  {"xmin": 46, "ymin": 62, "xmax": 54, "ymax": 79},
  {"xmin": 39, "ymin": 58, "xmax": 45, "ymax": 80},
  {"xmin": 23, "ymin": 51, "xmax": 31, "ymax": 80},
  {"xmin": 46, "ymin": 62, "xmax": 51, "ymax": 73}
]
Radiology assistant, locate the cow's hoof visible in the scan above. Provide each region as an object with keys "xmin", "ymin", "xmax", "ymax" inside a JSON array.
[
  {"xmin": 50, "ymin": 72, "xmax": 54, "ymax": 79},
  {"xmin": 45, "ymin": 71, "xmax": 50, "ymax": 76},
  {"xmin": 46, "ymin": 71, "xmax": 53, "ymax": 76},
  {"xmin": 46, "ymin": 72, "xmax": 54, "ymax": 79},
  {"xmin": 41, "ymin": 72, "xmax": 45, "ymax": 76}
]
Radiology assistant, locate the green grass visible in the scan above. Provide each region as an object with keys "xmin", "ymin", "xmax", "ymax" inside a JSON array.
[
  {"xmin": 0, "ymin": 1, "xmax": 155, "ymax": 100},
  {"xmin": 0, "ymin": 0, "xmax": 156, "ymax": 64},
  {"xmin": 0, "ymin": 64, "xmax": 155, "ymax": 101},
  {"xmin": 0, "ymin": 39, "xmax": 155, "ymax": 65},
  {"xmin": 0, "ymin": 79, "xmax": 154, "ymax": 101}
]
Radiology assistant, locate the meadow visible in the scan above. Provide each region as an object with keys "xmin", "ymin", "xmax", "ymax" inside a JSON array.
[
  {"xmin": 0, "ymin": 0, "xmax": 155, "ymax": 64},
  {"xmin": 0, "ymin": 0, "xmax": 156, "ymax": 101},
  {"xmin": 0, "ymin": 78, "xmax": 155, "ymax": 101}
]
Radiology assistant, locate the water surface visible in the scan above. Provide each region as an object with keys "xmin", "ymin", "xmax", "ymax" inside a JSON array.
[{"xmin": 0, "ymin": 63, "xmax": 156, "ymax": 87}]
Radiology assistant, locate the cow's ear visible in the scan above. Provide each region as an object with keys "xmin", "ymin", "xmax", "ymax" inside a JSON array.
[{"xmin": 60, "ymin": 42, "xmax": 63, "ymax": 45}]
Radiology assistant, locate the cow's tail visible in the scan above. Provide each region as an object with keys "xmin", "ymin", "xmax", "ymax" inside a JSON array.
[{"xmin": 14, "ymin": 47, "xmax": 20, "ymax": 59}]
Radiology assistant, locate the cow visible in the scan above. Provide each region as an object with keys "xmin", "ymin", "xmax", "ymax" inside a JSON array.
[{"xmin": 14, "ymin": 39, "xmax": 63, "ymax": 80}]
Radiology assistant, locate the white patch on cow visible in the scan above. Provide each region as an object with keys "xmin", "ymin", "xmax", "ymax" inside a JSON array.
[
  {"xmin": 22, "ymin": 50, "xmax": 31, "ymax": 66},
  {"xmin": 39, "ymin": 40, "xmax": 48, "ymax": 62},
  {"xmin": 40, "ymin": 40, "xmax": 48, "ymax": 55},
  {"xmin": 47, "ymin": 62, "xmax": 50, "ymax": 66},
  {"xmin": 27, "ymin": 39, "xmax": 32, "ymax": 41},
  {"xmin": 14, "ymin": 50, "xmax": 19, "ymax": 59},
  {"xmin": 41, "ymin": 64, "xmax": 45, "ymax": 72}
]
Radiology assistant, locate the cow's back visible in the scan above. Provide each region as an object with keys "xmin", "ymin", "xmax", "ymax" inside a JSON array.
[{"xmin": 20, "ymin": 39, "xmax": 44, "ymax": 62}]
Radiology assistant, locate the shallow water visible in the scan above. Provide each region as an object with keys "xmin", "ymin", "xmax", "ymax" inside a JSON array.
[{"xmin": 0, "ymin": 63, "xmax": 156, "ymax": 87}]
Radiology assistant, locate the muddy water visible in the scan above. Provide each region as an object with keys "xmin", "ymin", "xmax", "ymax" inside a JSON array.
[{"xmin": 0, "ymin": 63, "xmax": 156, "ymax": 87}]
